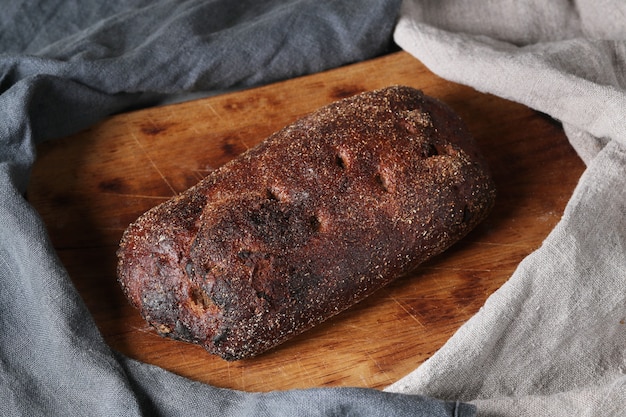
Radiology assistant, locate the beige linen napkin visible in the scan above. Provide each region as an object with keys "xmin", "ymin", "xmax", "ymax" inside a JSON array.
[{"xmin": 387, "ymin": 1, "xmax": 626, "ymax": 415}]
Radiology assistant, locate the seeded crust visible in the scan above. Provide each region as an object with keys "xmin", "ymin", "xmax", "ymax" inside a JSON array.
[{"xmin": 117, "ymin": 86, "xmax": 496, "ymax": 361}]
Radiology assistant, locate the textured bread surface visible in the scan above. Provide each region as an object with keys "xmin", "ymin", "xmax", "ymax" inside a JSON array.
[{"xmin": 117, "ymin": 86, "xmax": 496, "ymax": 360}]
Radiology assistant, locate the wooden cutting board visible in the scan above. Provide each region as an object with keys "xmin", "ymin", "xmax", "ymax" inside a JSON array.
[{"xmin": 28, "ymin": 51, "xmax": 585, "ymax": 392}]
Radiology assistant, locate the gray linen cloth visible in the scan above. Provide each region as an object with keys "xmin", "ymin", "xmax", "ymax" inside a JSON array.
[
  {"xmin": 0, "ymin": 1, "xmax": 477, "ymax": 416},
  {"xmin": 388, "ymin": 1, "xmax": 626, "ymax": 416}
]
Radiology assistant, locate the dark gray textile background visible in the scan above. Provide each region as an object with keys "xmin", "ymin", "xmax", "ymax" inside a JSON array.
[{"xmin": 0, "ymin": 1, "xmax": 476, "ymax": 416}]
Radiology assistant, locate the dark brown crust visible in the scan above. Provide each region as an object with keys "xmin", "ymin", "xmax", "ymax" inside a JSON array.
[{"xmin": 117, "ymin": 86, "xmax": 496, "ymax": 360}]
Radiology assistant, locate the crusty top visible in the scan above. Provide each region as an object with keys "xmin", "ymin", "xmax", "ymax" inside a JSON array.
[{"xmin": 117, "ymin": 86, "xmax": 496, "ymax": 360}]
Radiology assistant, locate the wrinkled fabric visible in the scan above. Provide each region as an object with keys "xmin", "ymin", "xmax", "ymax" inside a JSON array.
[
  {"xmin": 0, "ymin": 1, "xmax": 479, "ymax": 416},
  {"xmin": 389, "ymin": 1, "xmax": 626, "ymax": 416}
]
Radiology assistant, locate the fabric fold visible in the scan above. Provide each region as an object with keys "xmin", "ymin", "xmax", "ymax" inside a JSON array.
[{"xmin": 389, "ymin": 1, "xmax": 626, "ymax": 416}]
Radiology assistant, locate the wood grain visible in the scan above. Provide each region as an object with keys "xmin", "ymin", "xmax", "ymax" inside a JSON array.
[{"xmin": 28, "ymin": 51, "xmax": 585, "ymax": 392}]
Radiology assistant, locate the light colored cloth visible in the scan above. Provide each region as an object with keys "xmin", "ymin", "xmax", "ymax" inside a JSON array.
[{"xmin": 388, "ymin": 1, "xmax": 626, "ymax": 415}]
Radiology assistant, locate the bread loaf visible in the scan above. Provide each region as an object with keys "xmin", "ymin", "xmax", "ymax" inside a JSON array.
[{"xmin": 117, "ymin": 86, "xmax": 496, "ymax": 360}]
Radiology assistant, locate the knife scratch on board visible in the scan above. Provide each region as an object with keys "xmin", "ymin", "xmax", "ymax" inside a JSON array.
[{"xmin": 129, "ymin": 131, "xmax": 177, "ymax": 196}]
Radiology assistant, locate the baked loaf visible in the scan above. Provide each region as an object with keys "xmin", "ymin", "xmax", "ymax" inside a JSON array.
[{"xmin": 117, "ymin": 86, "xmax": 496, "ymax": 360}]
